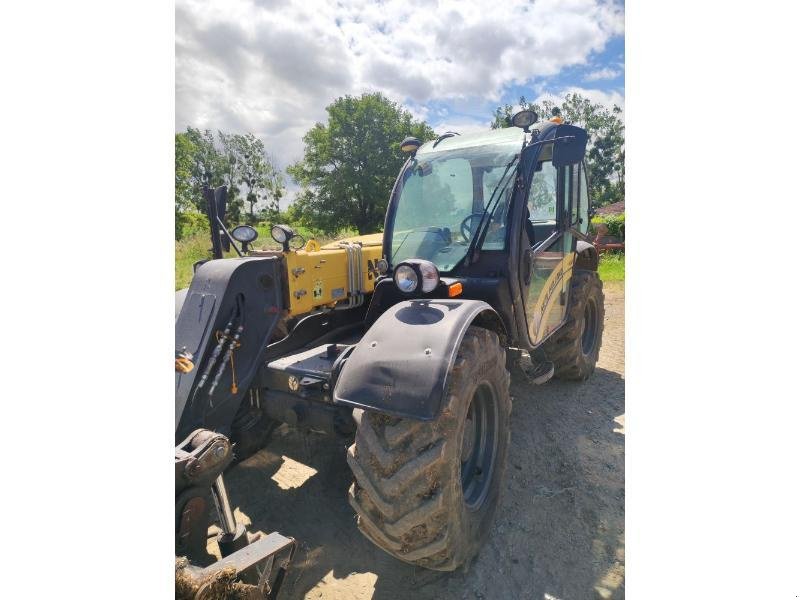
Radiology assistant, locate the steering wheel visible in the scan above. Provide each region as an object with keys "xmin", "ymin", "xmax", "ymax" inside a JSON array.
[{"xmin": 459, "ymin": 213, "xmax": 485, "ymax": 241}]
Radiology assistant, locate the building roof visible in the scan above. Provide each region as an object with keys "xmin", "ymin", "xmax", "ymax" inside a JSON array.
[{"xmin": 594, "ymin": 200, "xmax": 625, "ymax": 216}]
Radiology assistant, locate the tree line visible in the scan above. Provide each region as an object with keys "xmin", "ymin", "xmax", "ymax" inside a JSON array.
[
  {"xmin": 175, "ymin": 129, "xmax": 285, "ymax": 239},
  {"xmin": 175, "ymin": 92, "xmax": 624, "ymax": 240}
]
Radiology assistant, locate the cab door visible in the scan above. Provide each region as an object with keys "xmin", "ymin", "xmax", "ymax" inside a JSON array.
[{"xmin": 522, "ymin": 159, "xmax": 575, "ymax": 346}]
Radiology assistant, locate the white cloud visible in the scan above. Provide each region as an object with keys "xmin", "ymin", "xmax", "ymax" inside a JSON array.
[
  {"xmin": 176, "ymin": 0, "xmax": 625, "ymax": 193},
  {"xmin": 431, "ymin": 117, "xmax": 493, "ymax": 137},
  {"xmin": 534, "ymin": 87, "xmax": 625, "ymax": 116},
  {"xmin": 584, "ymin": 66, "xmax": 622, "ymax": 81}
]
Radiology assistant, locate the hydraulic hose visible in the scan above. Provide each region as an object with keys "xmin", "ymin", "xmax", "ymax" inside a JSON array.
[
  {"xmin": 196, "ymin": 304, "xmax": 237, "ymax": 392},
  {"xmin": 208, "ymin": 295, "xmax": 246, "ymax": 397}
]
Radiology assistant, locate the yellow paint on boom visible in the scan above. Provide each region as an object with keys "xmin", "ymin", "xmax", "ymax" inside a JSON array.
[{"xmin": 283, "ymin": 233, "xmax": 384, "ymax": 315}]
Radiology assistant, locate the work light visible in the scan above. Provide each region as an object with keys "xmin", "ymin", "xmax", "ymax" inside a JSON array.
[
  {"xmin": 400, "ymin": 136, "xmax": 422, "ymax": 153},
  {"xmin": 232, "ymin": 225, "xmax": 258, "ymax": 244},
  {"xmin": 271, "ymin": 224, "xmax": 295, "ymax": 251},
  {"xmin": 271, "ymin": 224, "xmax": 294, "ymax": 244},
  {"xmin": 511, "ymin": 109, "xmax": 538, "ymax": 132}
]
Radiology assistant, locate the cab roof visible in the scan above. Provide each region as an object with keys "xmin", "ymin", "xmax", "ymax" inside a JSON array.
[
  {"xmin": 416, "ymin": 126, "xmax": 525, "ymax": 156},
  {"xmin": 416, "ymin": 120, "xmax": 562, "ymax": 156}
]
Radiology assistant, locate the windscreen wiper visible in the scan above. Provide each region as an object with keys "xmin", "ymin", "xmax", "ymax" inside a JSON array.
[
  {"xmin": 432, "ymin": 131, "xmax": 461, "ymax": 148},
  {"xmin": 464, "ymin": 155, "xmax": 519, "ymax": 264}
]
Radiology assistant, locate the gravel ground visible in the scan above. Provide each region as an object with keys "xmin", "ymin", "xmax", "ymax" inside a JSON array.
[{"xmin": 222, "ymin": 281, "xmax": 625, "ymax": 600}]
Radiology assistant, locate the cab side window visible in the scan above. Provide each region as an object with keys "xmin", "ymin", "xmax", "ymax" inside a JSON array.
[
  {"xmin": 528, "ymin": 160, "xmax": 558, "ymax": 222},
  {"xmin": 578, "ymin": 162, "xmax": 590, "ymax": 234},
  {"xmin": 570, "ymin": 164, "xmax": 580, "ymax": 227},
  {"xmin": 565, "ymin": 162, "xmax": 591, "ymax": 234}
]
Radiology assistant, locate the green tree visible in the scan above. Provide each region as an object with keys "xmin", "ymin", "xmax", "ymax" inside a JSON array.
[
  {"xmin": 219, "ymin": 133, "xmax": 284, "ymax": 225},
  {"xmin": 288, "ymin": 92, "xmax": 435, "ymax": 234},
  {"xmin": 179, "ymin": 127, "xmax": 241, "ymax": 223},
  {"xmin": 262, "ymin": 157, "xmax": 284, "ymax": 223},
  {"xmin": 175, "ymin": 133, "xmax": 196, "ymax": 239},
  {"xmin": 175, "ymin": 128, "xmax": 285, "ymax": 236},
  {"xmin": 182, "ymin": 128, "xmax": 224, "ymax": 207},
  {"xmin": 492, "ymin": 93, "xmax": 624, "ymax": 207}
]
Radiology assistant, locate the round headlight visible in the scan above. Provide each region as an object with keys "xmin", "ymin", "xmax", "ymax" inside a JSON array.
[
  {"xmin": 231, "ymin": 225, "xmax": 258, "ymax": 244},
  {"xmin": 418, "ymin": 261, "xmax": 440, "ymax": 293},
  {"xmin": 394, "ymin": 264, "xmax": 418, "ymax": 293},
  {"xmin": 271, "ymin": 224, "xmax": 294, "ymax": 244}
]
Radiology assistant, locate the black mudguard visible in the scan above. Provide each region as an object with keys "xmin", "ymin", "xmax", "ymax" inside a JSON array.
[
  {"xmin": 175, "ymin": 287, "xmax": 188, "ymax": 319},
  {"xmin": 175, "ymin": 257, "xmax": 283, "ymax": 441},
  {"xmin": 576, "ymin": 239, "xmax": 599, "ymax": 271},
  {"xmin": 333, "ymin": 299, "xmax": 505, "ymax": 421}
]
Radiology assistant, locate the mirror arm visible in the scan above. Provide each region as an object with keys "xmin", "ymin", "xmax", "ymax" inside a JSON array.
[
  {"xmin": 531, "ymin": 229, "xmax": 561, "ymax": 256},
  {"xmin": 568, "ymin": 226, "xmax": 593, "ymax": 243}
]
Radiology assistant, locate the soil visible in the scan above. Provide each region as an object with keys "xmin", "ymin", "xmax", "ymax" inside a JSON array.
[{"xmin": 219, "ymin": 281, "xmax": 625, "ymax": 600}]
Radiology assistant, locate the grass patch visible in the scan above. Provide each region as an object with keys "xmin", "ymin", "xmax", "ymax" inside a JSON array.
[
  {"xmin": 598, "ymin": 252, "xmax": 625, "ymax": 282},
  {"xmin": 175, "ymin": 233, "xmax": 216, "ymax": 290}
]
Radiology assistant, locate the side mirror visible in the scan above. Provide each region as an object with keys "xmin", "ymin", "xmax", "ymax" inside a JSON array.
[{"xmin": 552, "ymin": 125, "xmax": 588, "ymax": 168}]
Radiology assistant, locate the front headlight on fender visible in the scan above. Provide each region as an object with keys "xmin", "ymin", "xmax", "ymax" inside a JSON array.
[
  {"xmin": 418, "ymin": 261, "xmax": 439, "ymax": 293},
  {"xmin": 393, "ymin": 259, "xmax": 440, "ymax": 294},
  {"xmin": 394, "ymin": 264, "xmax": 419, "ymax": 293}
]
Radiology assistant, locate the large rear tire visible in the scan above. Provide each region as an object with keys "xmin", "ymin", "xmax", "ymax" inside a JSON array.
[
  {"xmin": 347, "ymin": 326, "xmax": 511, "ymax": 570},
  {"xmin": 534, "ymin": 270, "xmax": 604, "ymax": 380}
]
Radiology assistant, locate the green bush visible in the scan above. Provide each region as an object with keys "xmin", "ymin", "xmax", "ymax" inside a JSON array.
[
  {"xmin": 590, "ymin": 213, "xmax": 625, "ymax": 239},
  {"xmin": 176, "ymin": 210, "xmax": 210, "ymax": 241}
]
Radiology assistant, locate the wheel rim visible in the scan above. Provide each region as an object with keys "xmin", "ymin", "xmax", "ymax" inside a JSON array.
[
  {"xmin": 460, "ymin": 382, "xmax": 499, "ymax": 511},
  {"xmin": 581, "ymin": 298, "xmax": 598, "ymax": 355}
]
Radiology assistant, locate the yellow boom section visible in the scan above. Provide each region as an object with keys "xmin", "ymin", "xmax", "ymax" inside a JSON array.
[{"xmin": 283, "ymin": 233, "xmax": 384, "ymax": 315}]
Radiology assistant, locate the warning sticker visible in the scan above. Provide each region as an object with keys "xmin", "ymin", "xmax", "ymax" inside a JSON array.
[{"xmin": 313, "ymin": 279, "xmax": 323, "ymax": 300}]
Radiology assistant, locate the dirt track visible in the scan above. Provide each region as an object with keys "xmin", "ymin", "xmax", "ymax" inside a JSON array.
[{"xmin": 222, "ymin": 281, "xmax": 625, "ymax": 600}]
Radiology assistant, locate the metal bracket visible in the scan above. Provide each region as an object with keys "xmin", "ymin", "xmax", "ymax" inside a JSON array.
[{"xmin": 191, "ymin": 532, "xmax": 297, "ymax": 600}]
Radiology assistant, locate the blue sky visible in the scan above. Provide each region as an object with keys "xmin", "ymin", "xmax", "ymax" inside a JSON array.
[
  {"xmin": 414, "ymin": 33, "xmax": 624, "ymax": 136},
  {"xmin": 176, "ymin": 0, "xmax": 624, "ymax": 205}
]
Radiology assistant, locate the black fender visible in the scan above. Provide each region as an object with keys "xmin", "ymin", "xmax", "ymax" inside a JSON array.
[
  {"xmin": 175, "ymin": 287, "xmax": 189, "ymax": 320},
  {"xmin": 575, "ymin": 239, "xmax": 599, "ymax": 271},
  {"xmin": 333, "ymin": 299, "xmax": 506, "ymax": 421}
]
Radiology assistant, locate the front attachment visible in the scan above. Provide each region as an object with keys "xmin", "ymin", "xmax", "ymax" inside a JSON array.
[
  {"xmin": 176, "ymin": 429, "xmax": 296, "ymax": 599},
  {"xmin": 175, "ymin": 533, "xmax": 296, "ymax": 600}
]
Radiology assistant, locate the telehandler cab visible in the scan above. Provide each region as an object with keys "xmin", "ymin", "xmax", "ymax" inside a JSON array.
[{"xmin": 174, "ymin": 110, "xmax": 604, "ymax": 597}]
